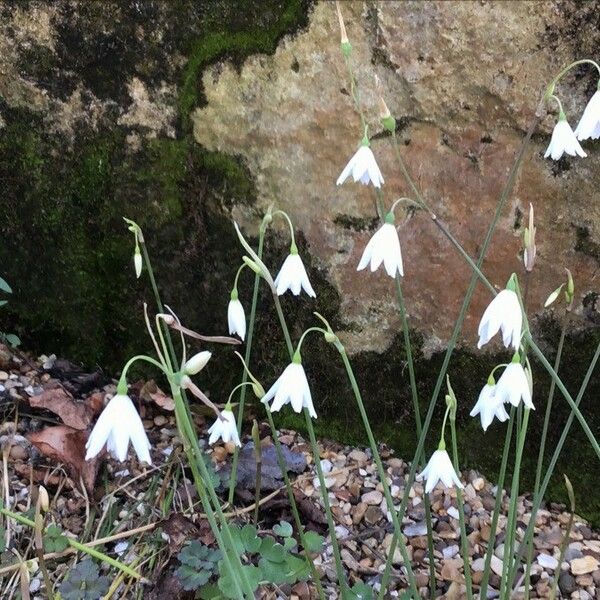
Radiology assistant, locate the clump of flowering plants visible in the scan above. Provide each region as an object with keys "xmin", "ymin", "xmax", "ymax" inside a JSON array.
[{"xmin": 5, "ymin": 6, "xmax": 600, "ymax": 600}]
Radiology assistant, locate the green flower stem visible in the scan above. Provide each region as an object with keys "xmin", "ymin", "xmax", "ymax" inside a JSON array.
[
  {"xmin": 303, "ymin": 407, "xmax": 351, "ymax": 598},
  {"xmin": 342, "ymin": 55, "xmax": 367, "ymax": 136},
  {"xmin": 389, "ymin": 131, "xmax": 495, "ymax": 296},
  {"xmin": 0, "ymin": 506, "xmax": 144, "ymax": 581},
  {"xmin": 270, "ymin": 293, "xmax": 350, "ymax": 597},
  {"xmin": 500, "ymin": 407, "xmax": 530, "ymax": 600},
  {"xmin": 449, "ymin": 418, "xmax": 473, "ymax": 600},
  {"xmin": 508, "ymin": 340, "xmax": 600, "ymax": 587},
  {"xmin": 534, "ymin": 312, "xmax": 569, "ymax": 493},
  {"xmin": 119, "ymin": 354, "xmax": 167, "ymax": 383},
  {"xmin": 263, "ymin": 406, "xmax": 326, "ymax": 599},
  {"xmin": 273, "ymin": 210, "xmax": 297, "ymax": 250},
  {"xmin": 378, "ymin": 99, "xmax": 543, "ymax": 595},
  {"xmin": 395, "ymin": 277, "xmax": 437, "ymax": 600},
  {"xmin": 479, "ymin": 406, "xmax": 515, "ymax": 600},
  {"xmin": 172, "ymin": 389, "xmax": 253, "ymax": 600},
  {"xmin": 335, "ymin": 343, "xmax": 419, "ymax": 597},
  {"xmin": 524, "ymin": 310, "xmax": 569, "ymax": 597},
  {"xmin": 228, "ymin": 220, "xmax": 267, "ymax": 505},
  {"xmin": 547, "ymin": 58, "xmax": 600, "ymax": 95}
]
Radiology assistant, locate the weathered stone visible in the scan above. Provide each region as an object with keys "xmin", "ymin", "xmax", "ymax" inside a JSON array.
[{"xmin": 571, "ymin": 555, "xmax": 599, "ymax": 575}]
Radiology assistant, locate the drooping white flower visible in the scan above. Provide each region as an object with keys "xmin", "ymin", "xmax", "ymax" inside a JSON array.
[
  {"xmin": 134, "ymin": 248, "xmax": 142, "ymax": 278},
  {"xmin": 274, "ymin": 251, "xmax": 316, "ymax": 298},
  {"xmin": 357, "ymin": 215, "xmax": 403, "ymax": 278},
  {"xmin": 184, "ymin": 351, "xmax": 212, "ymax": 375},
  {"xmin": 262, "ymin": 359, "xmax": 317, "ymax": 418},
  {"xmin": 477, "ymin": 289, "xmax": 523, "ymax": 351},
  {"xmin": 85, "ymin": 394, "xmax": 151, "ymax": 464},
  {"xmin": 337, "ymin": 143, "xmax": 384, "ymax": 188},
  {"xmin": 228, "ymin": 295, "xmax": 246, "ymax": 340},
  {"xmin": 495, "ymin": 357, "xmax": 534, "ymax": 410},
  {"xmin": 470, "ymin": 380, "xmax": 510, "ymax": 431},
  {"xmin": 417, "ymin": 448, "xmax": 463, "ymax": 494},
  {"xmin": 574, "ymin": 89, "xmax": 600, "ymax": 141},
  {"xmin": 207, "ymin": 408, "xmax": 241, "ymax": 447},
  {"xmin": 545, "ymin": 114, "xmax": 587, "ymax": 160}
]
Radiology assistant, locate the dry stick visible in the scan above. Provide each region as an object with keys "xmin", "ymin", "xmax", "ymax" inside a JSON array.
[{"xmin": 378, "ymin": 100, "xmax": 544, "ymax": 594}]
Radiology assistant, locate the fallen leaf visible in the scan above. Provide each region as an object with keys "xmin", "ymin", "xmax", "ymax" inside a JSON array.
[
  {"xmin": 29, "ymin": 387, "xmax": 96, "ymax": 430},
  {"xmin": 28, "ymin": 425, "xmax": 100, "ymax": 493},
  {"xmin": 139, "ymin": 380, "xmax": 175, "ymax": 411}
]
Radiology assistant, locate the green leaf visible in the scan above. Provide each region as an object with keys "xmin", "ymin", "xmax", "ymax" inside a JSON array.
[
  {"xmin": 283, "ymin": 536, "xmax": 297, "ymax": 550},
  {"xmin": 0, "ymin": 277, "xmax": 12, "ymax": 294},
  {"xmin": 227, "ymin": 525, "xmax": 246, "ymax": 556},
  {"xmin": 0, "ymin": 301, "xmax": 7, "ymax": 307},
  {"xmin": 272, "ymin": 521, "xmax": 293, "ymax": 538},
  {"xmin": 240, "ymin": 524, "xmax": 261, "ymax": 553},
  {"xmin": 175, "ymin": 540, "xmax": 221, "ymax": 591},
  {"xmin": 0, "ymin": 525, "xmax": 6, "ymax": 553},
  {"xmin": 217, "ymin": 563, "xmax": 260, "ymax": 599},
  {"xmin": 349, "ymin": 582, "xmax": 375, "ymax": 600},
  {"xmin": 302, "ymin": 530, "xmax": 324, "ymax": 553},
  {"xmin": 258, "ymin": 556, "xmax": 288, "ymax": 584},
  {"xmin": 175, "ymin": 564, "xmax": 211, "ymax": 591},
  {"xmin": 284, "ymin": 554, "xmax": 310, "ymax": 581},
  {"xmin": 4, "ymin": 334, "xmax": 20, "ymax": 348},
  {"xmin": 58, "ymin": 559, "xmax": 110, "ymax": 600},
  {"xmin": 43, "ymin": 524, "xmax": 69, "ymax": 553},
  {"xmin": 198, "ymin": 583, "xmax": 225, "ymax": 599},
  {"xmin": 259, "ymin": 537, "xmax": 286, "ymax": 562}
]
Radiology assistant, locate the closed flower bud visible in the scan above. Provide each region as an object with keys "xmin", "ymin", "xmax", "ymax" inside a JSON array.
[
  {"xmin": 134, "ymin": 247, "xmax": 142, "ymax": 278},
  {"xmin": 38, "ymin": 486, "xmax": 49, "ymax": 512},
  {"xmin": 379, "ymin": 97, "xmax": 396, "ymax": 133},
  {"xmin": 184, "ymin": 351, "xmax": 212, "ymax": 375},
  {"xmin": 242, "ymin": 256, "xmax": 262, "ymax": 275},
  {"xmin": 523, "ymin": 203, "xmax": 536, "ymax": 272}
]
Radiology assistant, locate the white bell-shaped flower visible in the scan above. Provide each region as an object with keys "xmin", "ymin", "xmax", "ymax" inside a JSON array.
[
  {"xmin": 228, "ymin": 293, "xmax": 246, "ymax": 341},
  {"xmin": 85, "ymin": 393, "xmax": 151, "ymax": 464},
  {"xmin": 337, "ymin": 143, "xmax": 384, "ymax": 188},
  {"xmin": 477, "ymin": 288, "xmax": 522, "ymax": 351},
  {"xmin": 575, "ymin": 89, "xmax": 600, "ymax": 141},
  {"xmin": 357, "ymin": 214, "xmax": 403, "ymax": 278},
  {"xmin": 274, "ymin": 250, "xmax": 316, "ymax": 298},
  {"xmin": 207, "ymin": 408, "xmax": 241, "ymax": 447},
  {"xmin": 470, "ymin": 380, "xmax": 510, "ymax": 431},
  {"xmin": 545, "ymin": 114, "xmax": 587, "ymax": 160},
  {"xmin": 495, "ymin": 355, "xmax": 534, "ymax": 410},
  {"xmin": 262, "ymin": 356, "xmax": 317, "ymax": 418},
  {"xmin": 134, "ymin": 248, "xmax": 142, "ymax": 278},
  {"xmin": 417, "ymin": 447, "xmax": 463, "ymax": 494}
]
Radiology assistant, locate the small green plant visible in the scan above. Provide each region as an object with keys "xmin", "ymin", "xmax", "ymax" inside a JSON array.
[
  {"xmin": 42, "ymin": 524, "xmax": 69, "ymax": 553},
  {"xmin": 58, "ymin": 559, "xmax": 110, "ymax": 600},
  {"xmin": 175, "ymin": 540, "xmax": 222, "ymax": 591}
]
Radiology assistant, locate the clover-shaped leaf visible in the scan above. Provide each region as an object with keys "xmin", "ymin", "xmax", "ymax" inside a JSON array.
[
  {"xmin": 217, "ymin": 563, "xmax": 260, "ymax": 599},
  {"xmin": 272, "ymin": 521, "xmax": 293, "ymax": 538},
  {"xmin": 259, "ymin": 536, "xmax": 286, "ymax": 563},
  {"xmin": 59, "ymin": 559, "xmax": 110, "ymax": 600},
  {"xmin": 240, "ymin": 524, "xmax": 261, "ymax": 553},
  {"xmin": 302, "ymin": 530, "xmax": 324, "ymax": 554},
  {"xmin": 43, "ymin": 524, "xmax": 69, "ymax": 553},
  {"xmin": 175, "ymin": 540, "xmax": 221, "ymax": 591},
  {"xmin": 349, "ymin": 582, "xmax": 375, "ymax": 600}
]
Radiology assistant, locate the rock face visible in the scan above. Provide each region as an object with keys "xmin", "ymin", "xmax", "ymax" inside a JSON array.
[
  {"xmin": 0, "ymin": 1, "xmax": 599, "ymax": 518},
  {"xmin": 192, "ymin": 1, "xmax": 600, "ymax": 354}
]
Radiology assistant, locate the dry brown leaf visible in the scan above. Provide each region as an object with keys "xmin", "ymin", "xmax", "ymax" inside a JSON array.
[
  {"xmin": 27, "ymin": 425, "xmax": 100, "ymax": 493},
  {"xmin": 139, "ymin": 379, "xmax": 175, "ymax": 411},
  {"xmin": 29, "ymin": 387, "xmax": 99, "ymax": 430}
]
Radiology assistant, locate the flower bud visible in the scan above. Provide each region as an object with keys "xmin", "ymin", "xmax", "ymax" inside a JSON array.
[
  {"xmin": 324, "ymin": 331, "xmax": 337, "ymax": 344},
  {"xmin": 252, "ymin": 382, "xmax": 266, "ymax": 399},
  {"xmin": 184, "ymin": 351, "xmax": 212, "ymax": 375},
  {"xmin": 38, "ymin": 486, "xmax": 49, "ymax": 512},
  {"xmin": 523, "ymin": 204, "xmax": 536, "ymax": 272},
  {"xmin": 242, "ymin": 256, "xmax": 262, "ymax": 275},
  {"xmin": 544, "ymin": 284, "xmax": 564, "ymax": 307},
  {"xmin": 335, "ymin": 2, "xmax": 352, "ymax": 56},
  {"xmin": 134, "ymin": 247, "xmax": 143, "ymax": 278},
  {"xmin": 565, "ymin": 268, "xmax": 574, "ymax": 304},
  {"xmin": 379, "ymin": 97, "xmax": 396, "ymax": 133}
]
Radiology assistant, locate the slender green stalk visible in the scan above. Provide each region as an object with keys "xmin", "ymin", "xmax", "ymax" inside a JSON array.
[
  {"xmin": 303, "ymin": 408, "xmax": 351, "ymax": 598},
  {"xmin": 508, "ymin": 341, "xmax": 600, "ymax": 586},
  {"xmin": 379, "ymin": 103, "xmax": 541, "ymax": 592},
  {"xmin": 549, "ymin": 476, "xmax": 575, "ymax": 600},
  {"xmin": 479, "ymin": 406, "xmax": 515, "ymax": 600},
  {"xmin": 500, "ymin": 408, "xmax": 530, "ymax": 600},
  {"xmin": 524, "ymin": 310, "xmax": 569, "ymax": 598},
  {"xmin": 263, "ymin": 406, "xmax": 326, "ymax": 599},
  {"xmin": 393, "ymin": 277, "xmax": 436, "ymax": 600},
  {"xmin": 533, "ymin": 311, "xmax": 568, "ymax": 494},
  {"xmin": 270, "ymin": 293, "xmax": 348, "ymax": 596},
  {"xmin": 0, "ymin": 506, "xmax": 143, "ymax": 581},
  {"xmin": 449, "ymin": 418, "xmax": 473, "ymax": 600},
  {"xmin": 172, "ymin": 391, "xmax": 254, "ymax": 600},
  {"xmin": 336, "ymin": 344, "xmax": 419, "ymax": 597},
  {"xmin": 228, "ymin": 221, "xmax": 267, "ymax": 504}
]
